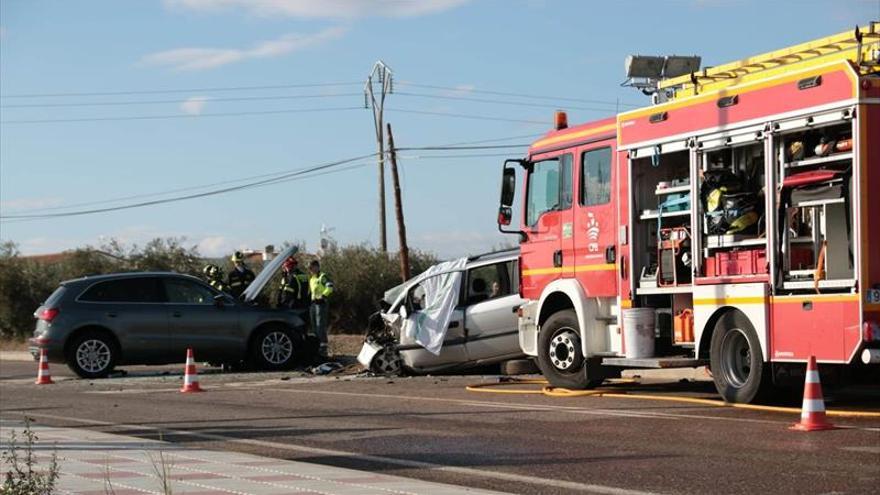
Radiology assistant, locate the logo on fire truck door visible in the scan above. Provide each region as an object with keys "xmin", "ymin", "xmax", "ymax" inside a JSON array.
[{"xmin": 587, "ymin": 212, "xmax": 600, "ymax": 253}]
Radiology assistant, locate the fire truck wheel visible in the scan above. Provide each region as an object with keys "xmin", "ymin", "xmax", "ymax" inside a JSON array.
[
  {"xmin": 537, "ymin": 310, "xmax": 602, "ymax": 389},
  {"xmin": 709, "ymin": 311, "xmax": 769, "ymax": 404}
]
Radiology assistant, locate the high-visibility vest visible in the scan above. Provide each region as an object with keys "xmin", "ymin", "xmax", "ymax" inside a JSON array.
[
  {"xmin": 280, "ymin": 270, "xmax": 309, "ymax": 300},
  {"xmin": 309, "ymin": 272, "xmax": 334, "ymax": 301}
]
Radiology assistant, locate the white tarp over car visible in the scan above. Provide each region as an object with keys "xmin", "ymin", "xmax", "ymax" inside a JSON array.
[{"xmin": 402, "ymin": 257, "xmax": 467, "ymax": 355}]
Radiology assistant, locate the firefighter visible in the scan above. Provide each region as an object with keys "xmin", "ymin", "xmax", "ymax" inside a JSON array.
[
  {"xmin": 308, "ymin": 260, "xmax": 334, "ymax": 357},
  {"xmin": 277, "ymin": 256, "xmax": 309, "ymax": 310},
  {"xmin": 203, "ymin": 264, "xmax": 228, "ymax": 293},
  {"xmin": 227, "ymin": 251, "xmax": 255, "ymax": 298}
]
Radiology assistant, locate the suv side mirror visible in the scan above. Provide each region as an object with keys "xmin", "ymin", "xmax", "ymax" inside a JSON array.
[{"xmin": 214, "ymin": 294, "xmax": 228, "ymax": 308}]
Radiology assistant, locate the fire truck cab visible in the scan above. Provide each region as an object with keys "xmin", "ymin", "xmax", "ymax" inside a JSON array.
[{"xmin": 499, "ymin": 24, "xmax": 880, "ymax": 403}]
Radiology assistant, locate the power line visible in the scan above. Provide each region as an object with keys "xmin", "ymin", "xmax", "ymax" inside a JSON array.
[
  {"xmin": 396, "ymin": 91, "xmax": 618, "ymax": 112},
  {"xmin": 387, "ymin": 107, "xmax": 549, "ymax": 125},
  {"xmin": 2, "ymin": 106, "xmax": 550, "ymax": 126},
  {"xmin": 437, "ymin": 132, "xmax": 544, "ymax": 146},
  {"xmin": 0, "ymin": 153, "xmax": 378, "ymax": 220},
  {"xmin": 0, "ymin": 147, "xmax": 531, "ymax": 222},
  {"xmin": 396, "ymin": 144, "xmax": 529, "ymax": 151},
  {"xmin": 401, "ymin": 152, "xmax": 519, "ymax": 159},
  {"xmin": 0, "ymin": 106, "xmax": 364, "ymax": 124},
  {"xmin": 0, "ymin": 93, "xmax": 363, "ymax": 109},
  {"xmin": 0, "ymin": 82, "xmax": 363, "ymax": 99},
  {"xmin": 2, "ymin": 137, "xmax": 537, "ymax": 216},
  {"xmin": 397, "ymin": 81, "xmax": 641, "ymax": 108},
  {"xmin": 5, "ymin": 158, "xmax": 356, "ymax": 215}
]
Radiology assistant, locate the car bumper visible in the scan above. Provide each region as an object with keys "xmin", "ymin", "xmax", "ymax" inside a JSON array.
[{"xmin": 28, "ymin": 337, "xmax": 65, "ymax": 362}]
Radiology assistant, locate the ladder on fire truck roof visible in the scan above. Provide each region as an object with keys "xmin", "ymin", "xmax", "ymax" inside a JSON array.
[{"xmin": 659, "ymin": 21, "xmax": 880, "ymax": 99}]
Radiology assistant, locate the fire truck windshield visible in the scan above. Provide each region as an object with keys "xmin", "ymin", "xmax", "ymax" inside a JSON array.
[{"xmin": 525, "ymin": 155, "xmax": 572, "ymax": 227}]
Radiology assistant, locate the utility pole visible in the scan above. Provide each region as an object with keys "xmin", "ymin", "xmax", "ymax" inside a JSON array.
[
  {"xmin": 386, "ymin": 123, "xmax": 410, "ymax": 281},
  {"xmin": 365, "ymin": 61, "xmax": 393, "ymax": 253}
]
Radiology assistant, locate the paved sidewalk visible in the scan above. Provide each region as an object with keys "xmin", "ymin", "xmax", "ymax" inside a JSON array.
[{"xmin": 0, "ymin": 421, "xmax": 506, "ymax": 495}]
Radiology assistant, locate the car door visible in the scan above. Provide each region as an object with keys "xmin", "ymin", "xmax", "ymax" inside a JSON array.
[
  {"xmin": 464, "ymin": 259, "xmax": 524, "ymax": 361},
  {"xmin": 572, "ymin": 144, "xmax": 618, "ymax": 296},
  {"xmin": 76, "ymin": 277, "xmax": 168, "ymax": 362},
  {"xmin": 520, "ymin": 153, "xmax": 574, "ymax": 298},
  {"xmin": 163, "ymin": 277, "xmax": 242, "ymax": 361}
]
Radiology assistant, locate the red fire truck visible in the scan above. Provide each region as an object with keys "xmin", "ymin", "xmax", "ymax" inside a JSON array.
[{"xmin": 498, "ymin": 23, "xmax": 880, "ymax": 403}]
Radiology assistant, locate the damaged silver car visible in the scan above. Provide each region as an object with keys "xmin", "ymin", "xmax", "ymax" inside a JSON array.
[{"xmin": 359, "ymin": 249, "xmax": 527, "ymax": 375}]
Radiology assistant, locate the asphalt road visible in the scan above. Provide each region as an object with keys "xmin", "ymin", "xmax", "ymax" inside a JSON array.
[{"xmin": 1, "ymin": 359, "xmax": 878, "ymax": 495}]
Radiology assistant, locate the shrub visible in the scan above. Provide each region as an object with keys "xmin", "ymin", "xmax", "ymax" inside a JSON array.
[
  {"xmin": 310, "ymin": 245, "xmax": 437, "ymax": 334},
  {"xmin": 0, "ymin": 238, "xmax": 438, "ymax": 339},
  {"xmin": 1, "ymin": 419, "xmax": 59, "ymax": 495}
]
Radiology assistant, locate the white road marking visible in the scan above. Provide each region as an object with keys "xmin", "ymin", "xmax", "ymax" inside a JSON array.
[
  {"xmin": 839, "ymin": 446, "xmax": 880, "ymax": 454},
  {"xmin": 9, "ymin": 412, "xmax": 663, "ymax": 495}
]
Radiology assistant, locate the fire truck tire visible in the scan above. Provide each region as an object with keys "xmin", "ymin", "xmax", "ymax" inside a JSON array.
[
  {"xmin": 537, "ymin": 310, "xmax": 603, "ymax": 389},
  {"xmin": 709, "ymin": 311, "xmax": 770, "ymax": 404}
]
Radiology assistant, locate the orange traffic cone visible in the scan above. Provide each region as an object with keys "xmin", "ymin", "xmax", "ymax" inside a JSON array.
[
  {"xmin": 180, "ymin": 348, "xmax": 203, "ymax": 393},
  {"xmin": 35, "ymin": 348, "xmax": 54, "ymax": 385},
  {"xmin": 790, "ymin": 355, "xmax": 836, "ymax": 431}
]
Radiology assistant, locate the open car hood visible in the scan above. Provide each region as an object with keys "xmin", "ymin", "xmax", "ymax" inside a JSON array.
[{"xmin": 240, "ymin": 245, "xmax": 298, "ymax": 303}]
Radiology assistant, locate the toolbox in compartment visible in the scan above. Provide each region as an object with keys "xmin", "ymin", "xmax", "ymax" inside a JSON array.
[{"xmin": 704, "ymin": 248, "xmax": 767, "ymax": 277}]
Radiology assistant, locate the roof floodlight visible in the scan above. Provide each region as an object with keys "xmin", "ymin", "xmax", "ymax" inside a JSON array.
[
  {"xmin": 625, "ymin": 55, "xmax": 665, "ymax": 79},
  {"xmin": 663, "ymin": 55, "xmax": 702, "ymax": 78}
]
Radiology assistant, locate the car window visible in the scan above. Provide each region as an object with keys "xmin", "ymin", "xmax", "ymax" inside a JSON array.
[
  {"xmin": 43, "ymin": 286, "xmax": 67, "ymax": 306},
  {"xmin": 164, "ymin": 278, "xmax": 216, "ymax": 305},
  {"xmin": 79, "ymin": 277, "xmax": 164, "ymax": 303},
  {"xmin": 465, "ymin": 261, "xmax": 514, "ymax": 305},
  {"xmin": 581, "ymin": 147, "xmax": 612, "ymax": 206}
]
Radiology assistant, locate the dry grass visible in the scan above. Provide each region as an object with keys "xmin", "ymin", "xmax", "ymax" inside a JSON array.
[
  {"xmin": 0, "ymin": 339, "xmax": 28, "ymax": 352},
  {"xmin": 329, "ymin": 334, "xmax": 365, "ymax": 358}
]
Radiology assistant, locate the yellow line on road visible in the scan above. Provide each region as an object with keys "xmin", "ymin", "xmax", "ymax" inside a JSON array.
[{"xmin": 465, "ymin": 379, "xmax": 880, "ymax": 418}]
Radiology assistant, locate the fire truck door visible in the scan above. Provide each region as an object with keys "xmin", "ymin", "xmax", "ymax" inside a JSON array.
[
  {"xmin": 520, "ymin": 154, "xmax": 573, "ymax": 297},
  {"xmin": 572, "ymin": 146, "xmax": 617, "ymax": 296}
]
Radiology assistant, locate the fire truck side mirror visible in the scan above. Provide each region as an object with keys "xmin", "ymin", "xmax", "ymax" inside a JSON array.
[{"xmin": 500, "ymin": 167, "xmax": 516, "ymax": 207}]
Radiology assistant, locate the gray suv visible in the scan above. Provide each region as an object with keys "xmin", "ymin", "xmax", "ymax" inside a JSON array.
[{"xmin": 29, "ymin": 246, "xmax": 314, "ymax": 378}]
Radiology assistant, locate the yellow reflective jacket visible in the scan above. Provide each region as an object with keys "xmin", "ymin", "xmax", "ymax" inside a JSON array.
[{"xmin": 309, "ymin": 272, "xmax": 334, "ymax": 301}]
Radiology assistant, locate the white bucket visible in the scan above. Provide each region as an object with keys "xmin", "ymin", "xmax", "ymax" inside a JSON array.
[{"xmin": 622, "ymin": 308, "xmax": 656, "ymax": 359}]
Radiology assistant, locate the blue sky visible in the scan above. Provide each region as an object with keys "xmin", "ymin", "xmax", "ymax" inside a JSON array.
[{"xmin": 1, "ymin": 0, "xmax": 876, "ymax": 258}]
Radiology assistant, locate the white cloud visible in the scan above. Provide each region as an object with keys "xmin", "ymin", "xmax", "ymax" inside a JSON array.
[
  {"xmin": 180, "ymin": 96, "xmax": 209, "ymax": 115},
  {"xmin": 197, "ymin": 236, "xmax": 235, "ymax": 257},
  {"xmin": 165, "ymin": 0, "xmax": 469, "ymax": 19},
  {"xmin": 139, "ymin": 27, "xmax": 347, "ymax": 71},
  {"xmin": 0, "ymin": 196, "xmax": 64, "ymax": 212}
]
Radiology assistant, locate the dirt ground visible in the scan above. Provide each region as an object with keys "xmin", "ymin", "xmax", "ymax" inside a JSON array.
[
  {"xmin": 328, "ymin": 333, "xmax": 365, "ymax": 357},
  {"xmin": 0, "ymin": 338, "xmax": 27, "ymax": 351}
]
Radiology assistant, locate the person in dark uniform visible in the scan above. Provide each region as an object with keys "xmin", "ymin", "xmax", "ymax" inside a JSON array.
[
  {"xmin": 203, "ymin": 264, "xmax": 228, "ymax": 293},
  {"xmin": 276, "ymin": 256, "xmax": 310, "ymax": 310},
  {"xmin": 226, "ymin": 251, "xmax": 255, "ymax": 298}
]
